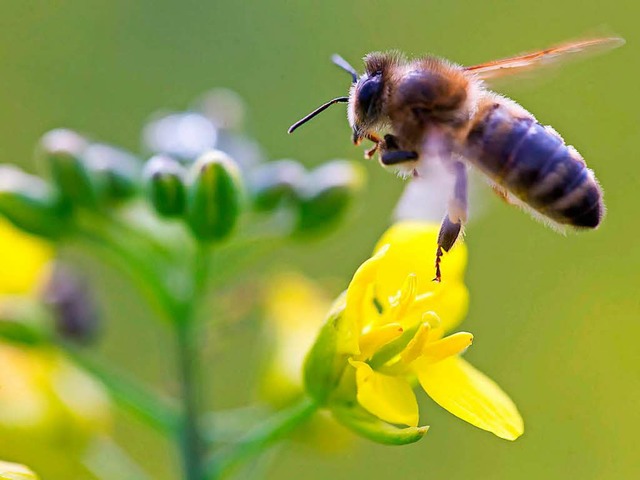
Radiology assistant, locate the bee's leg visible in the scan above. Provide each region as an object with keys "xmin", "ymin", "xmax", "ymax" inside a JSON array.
[
  {"xmin": 491, "ymin": 184, "xmax": 518, "ymax": 204},
  {"xmin": 380, "ymin": 134, "xmax": 419, "ymax": 165},
  {"xmin": 381, "ymin": 150, "xmax": 419, "ymax": 165},
  {"xmin": 434, "ymin": 161, "xmax": 468, "ymax": 282},
  {"xmin": 364, "ymin": 133, "xmax": 383, "ymax": 159}
]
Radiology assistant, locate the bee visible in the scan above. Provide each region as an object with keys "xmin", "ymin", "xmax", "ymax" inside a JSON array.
[{"xmin": 288, "ymin": 37, "xmax": 624, "ymax": 281}]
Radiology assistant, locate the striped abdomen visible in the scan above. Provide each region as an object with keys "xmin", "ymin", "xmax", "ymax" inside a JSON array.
[{"xmin": 466, "ymin": 103, "xmax": 603, "ymax": 228}]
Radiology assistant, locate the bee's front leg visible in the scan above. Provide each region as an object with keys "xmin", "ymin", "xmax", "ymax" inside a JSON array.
[
  {"xmin": 434, "ymin": 160, "xmax": 467, "ymax": 282},
  {"xmin": 379, "ymin": 134, "xmax": 419, "ymax": 165}
]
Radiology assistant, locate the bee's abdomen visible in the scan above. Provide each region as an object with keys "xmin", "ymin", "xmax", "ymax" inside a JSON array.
[{"xmin": 467, "ymin": 104, "xmax": 603, "ymax": 228}]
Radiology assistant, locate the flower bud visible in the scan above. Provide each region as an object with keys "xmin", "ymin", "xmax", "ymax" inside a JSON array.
[
  {"xmin": 249, "ymin": 160, "xmax": 305, "ymax": 212},
  {"xmin": 82, "ymin": 143, "xmax": 141, "ymax": 203},
  {"xmin": 294, "ymin": 160, "xmax": 364, "ymax": 235},
  {"xmin": 143, "ymin": 154, "xmax": 187, "ymax": 217},
  {"xmin": 142, "ymin": 112, "xmax": 217, "ymax": 162},
  {"xmin": 38, "ymin": 129, "xmax": 98, "ymax": 207},
  {"xmin": 196, "ymin": 88, "xmax": 247, "ymax": 131},
  {"xmin": 303, "ymin": 296, "xmax": 350, "ymax": 404},
  {"xmin": 0, "ymin": 166, "xmax": 69, "ymax": 238},
  {"xmin": 41, "ymin": 264, "xmax": 99, "ymax": 344},
  {"xmin": 185, "ymin": 150, "xmax": 243, "ymax": 242}
]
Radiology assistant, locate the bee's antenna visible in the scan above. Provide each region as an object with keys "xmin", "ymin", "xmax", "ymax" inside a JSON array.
[
  {"xmin": 331, "ymin": 54, "xmax": 358, "ymax": 83},
  {"xmin": 287, "ymin": 96, "xmax": 349, "ymax": 134}
]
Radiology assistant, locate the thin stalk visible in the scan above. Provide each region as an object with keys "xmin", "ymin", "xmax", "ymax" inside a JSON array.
[
  {"xmin": 205, "ymin": 397, "xmax": 318, "ymax": 480},
  {"xmin": 174, "ymin": 242, "xmax": 211, "ymax": 480},
  {"xmin": 175, "ymin": 318, "xmax": 205, "ymax": 480}
]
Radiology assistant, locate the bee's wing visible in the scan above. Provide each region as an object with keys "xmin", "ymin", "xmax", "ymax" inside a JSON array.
[
  {"xmin": 464, "ymin": 37, "xmax": 623, "ymax": 81},
  {"xmin": 394, "ymin": 161, "xmax": 452, "ymax": 222},
  {"xmin": 394, "ymin": 154, "xmax": 485, "ymax": 224}
]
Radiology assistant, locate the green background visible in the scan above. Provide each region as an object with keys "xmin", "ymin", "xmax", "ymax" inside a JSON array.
[{"xmin": 0, "ymin": 1, "xmax": 638, "ymax": 479}]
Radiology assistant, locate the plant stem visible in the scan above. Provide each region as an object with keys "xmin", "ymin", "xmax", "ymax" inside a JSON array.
[
  {"xmin": 175, "ymin": 243, "xmax": 211, "ymax": 480},
  {"xmin": 205, "ymin": 397, "xmax": 318, "ymax": 479},
  {"xmin": 176, "ymin": 318, "xmax": 205, "ymax": 480}
]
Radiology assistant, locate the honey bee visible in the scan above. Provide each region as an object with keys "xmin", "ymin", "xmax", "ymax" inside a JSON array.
[{"xmin": 288, "ymin": 37, "xmax": 624, "ymax": 281}]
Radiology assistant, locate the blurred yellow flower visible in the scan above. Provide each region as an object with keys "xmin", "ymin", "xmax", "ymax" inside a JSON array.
[
  {"xmin": 260, "ymin": 272, "xmax": 331, "ymax": 408},
  {"xmin": 0, "ymin": 218, "xmax": 52, "ymax": 295},
  {"xmin": 0, "ymin": 217, "xmax": 111, "ymax": 477},
  {"xmin": 307, "ymin": 221, "xmax": 523, "ymax": 441},
  {"xmin": 0, "ymin": 460, "xmax": 39, "ymax": 480},
  {"xmin": 260, "ymin": 272, "xmax": 352, "ymax": 450}
]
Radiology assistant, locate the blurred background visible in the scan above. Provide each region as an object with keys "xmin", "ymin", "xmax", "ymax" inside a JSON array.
[{"xmin": 0, "ymin": 0, "xmax": 638, "ymax": 479}]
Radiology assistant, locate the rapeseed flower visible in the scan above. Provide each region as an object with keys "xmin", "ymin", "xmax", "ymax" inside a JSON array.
[
  {"xmin": 260, "ymin": 272, "xmax": 352, "ymax": 450},
  {"xmin": 0, "ymin": 218, "xmax": 110, "ymax": 477},
  {"xmin": 305, "ymin": 222, "xmax": 523, "ymax": 442}
]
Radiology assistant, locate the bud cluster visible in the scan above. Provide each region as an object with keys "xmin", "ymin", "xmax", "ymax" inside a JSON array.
[{"xmin": 0, "ymin": 89, "xmax": 365, "ymax": 244}]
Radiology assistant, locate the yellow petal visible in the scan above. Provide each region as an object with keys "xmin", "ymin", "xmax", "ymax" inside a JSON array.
[
  {"xmin": 0, "ymin": 460, "xmax": 39, "ymax": 479},
  {"xmin": 410, "ymin": 281, "xmax": 469, "ymax": 333},
  {"xmin": 419, "ymin": 332, "xmax": 473, "ymax": 364},
  {"xmin": 339, "ymin": 246, "xmax": 389, "ymax": 355},
  {"xmin": 359, "ymin": 323, "xmax": 404, "ymax": 359},
  {"xmin": 415, "ymin": 356, "xmax": 524, "ymax": 440},
  {"xmin": 350, "ymin": 360, "xmax": 419, "ymax": 427},
  {"xmin": 382, "ymin": 274, "xmax": 417, "ymax": 328},
  {"xmin": 373, "ymin": 222, "xmax": 467, "ymax": 303}
]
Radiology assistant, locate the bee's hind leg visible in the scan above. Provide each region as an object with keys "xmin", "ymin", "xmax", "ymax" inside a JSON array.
[{"xmin": 434, "ymin": 161, "xmax": 468, "ymax": 282}]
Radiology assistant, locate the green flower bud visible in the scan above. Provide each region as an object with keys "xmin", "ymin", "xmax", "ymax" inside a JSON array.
[
  {"xmin": 0, "ymin": 166, "xmax": 69, "ymax": 238},
  {"xmin": 38, "ymin": 129, "xmax": 97, "ymax": 207},
  {"xmin": 249, "ymin": 159, "xmax": 305, "ymax": 212},
  {"xmin": 294, "ymin": 160, "xmax": 365, "ymax": 235},
  {"xmin": 143, "ymin": 154, "xmax": 187, "ymax": 217},
  {"xmin": 83, "ymin": 143, "xmax": 141, "ymax": 203},
  {"xmin": 42, "ymin": 264, "xmax": 99, "ymax": 344},
  {"xmin": 331, "ymin": 404, "xmax": 428, "ymax": 445},
  {"xmin": 185, "ymin": 150, "xmax": 244, "ymax": 242},
  {"xmin": 303, "ymin": 295, "xmax": 350, "ymax": 404}
]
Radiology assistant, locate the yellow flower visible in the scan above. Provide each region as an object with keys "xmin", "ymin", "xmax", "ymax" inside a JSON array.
[
  {"xmin": 0, "ymin": 460, "xmax": 39, "ymax": 479},
  {"xmin": 260, "ymin": 272, "xmax": 331, "ymax": 408},
  {"xmin": 0, "ymin": 217, "xmax": 111, "ymax": 477},
  {"xmin": 260, "ymin": 272, "xmax": 352, "ymax": 451},
  {"xmin": 0, "ymin": 218, "xmax": 52, "ymax": 295},
  {"xmin": 306, "ymin": 221, "xmax": 523, "ymax": 441}
]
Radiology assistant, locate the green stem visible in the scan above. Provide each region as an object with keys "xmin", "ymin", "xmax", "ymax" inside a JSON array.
[
  {"xmin": 205, "ymin": 397, "xmax": 318, "ymax": 480},
  {"xmin": 176, "ymin": 319, "xmax": 205, "ymax": 480},
  {"xmin": 174, "ymin": 242, "xmax": 211, "ymax": 480},
  {"xmin": 61, "ymin": 343, "xmax": 179, "ymax": 433}
]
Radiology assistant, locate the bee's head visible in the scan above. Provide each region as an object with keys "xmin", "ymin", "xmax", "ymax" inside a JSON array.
[{"xmin": 348, "ymin": 52, "xmax": 405, "ymax": 145}]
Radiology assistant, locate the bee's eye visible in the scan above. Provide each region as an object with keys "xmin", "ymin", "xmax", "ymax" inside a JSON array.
[{"xmin": 357, "ymin": 74, "xmax": 383, "ymax": 117}]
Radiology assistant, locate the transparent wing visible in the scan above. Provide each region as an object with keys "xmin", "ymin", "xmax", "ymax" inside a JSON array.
[
  {"xmin": 464, "ymin": 37, "xmax": 624, "ymax": 81},
  {"xmin": 393, "ymin": 155, "xmax": 485, "ymax": 224}
]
